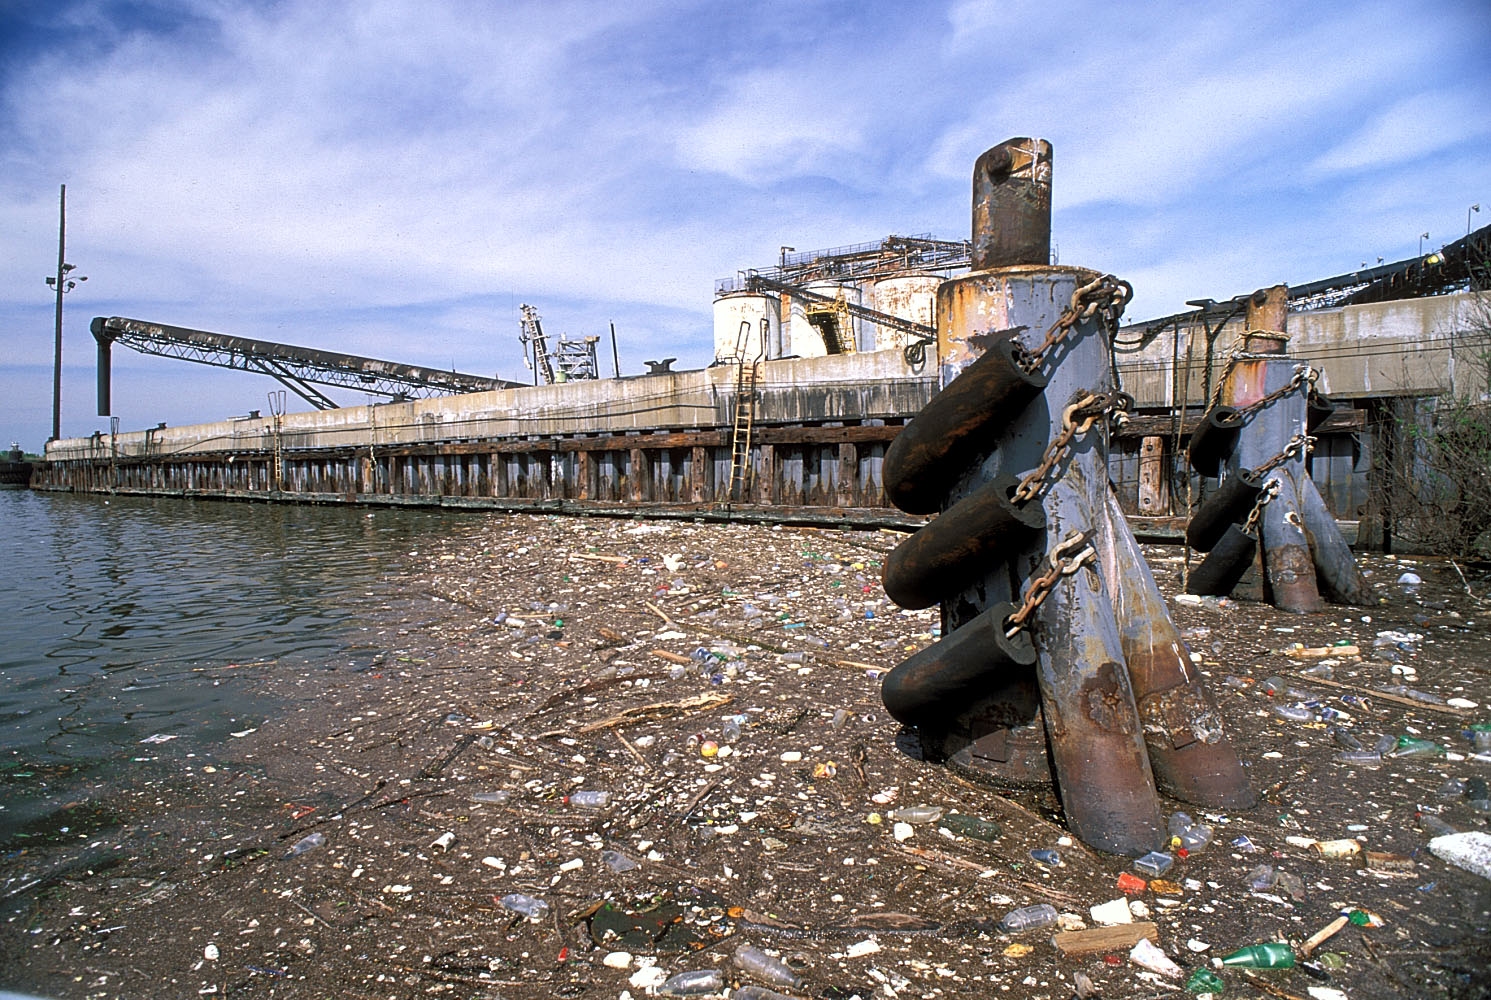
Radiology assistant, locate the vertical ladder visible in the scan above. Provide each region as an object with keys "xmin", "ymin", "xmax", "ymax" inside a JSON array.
[{"xmin": 723, "ymin": 319, "xmax": 765, "ymax": 506}]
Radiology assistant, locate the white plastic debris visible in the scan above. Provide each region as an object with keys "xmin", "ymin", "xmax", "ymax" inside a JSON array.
[
  {"xmin": 845, "ymin": 939, "xmax": 882, "ymax": 958},
  {"xmin": 1429, "ymin": 831, "xmax": 1491, "ymax": 880},
  {"xmin": 1089, "ymin": 897, "xmax": 1133, "ymax": 926},
  {"xmin": 203, "ymin": 944, "xmax": 220, "ymax": 961},
  {"xmin": 603, "ymin": 952, "xmax": 632, "ymax": 969},
  {"xmin": 1129, "ymin": 938, "xmax": 1183, "ymax": 978},
  {"xmin": 892, "ymin": 822, "xmax": 914, "ymax": 842}
]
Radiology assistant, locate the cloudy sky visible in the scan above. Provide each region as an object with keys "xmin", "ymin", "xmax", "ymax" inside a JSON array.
[{"xmin": 2, "ymin": 0, "xmax": 1487, "ymax": 449}]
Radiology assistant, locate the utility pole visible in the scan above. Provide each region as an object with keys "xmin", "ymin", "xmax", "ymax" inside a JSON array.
[
  {"xmin": 51, "ymin": 185, "xmax": 65, "ymax": 442},
  {"xmin": 46, "ymin": 184, "xmax": 85, "ymax": 442}
]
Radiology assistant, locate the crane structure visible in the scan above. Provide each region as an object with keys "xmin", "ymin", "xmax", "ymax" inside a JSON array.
[
  {"xmin": 518, "ymin": 304, "xmax": 602, "ymax": 384},
  {"xmin": 90, "ymin": 316, "xmax": 513, "ymax": 415}
]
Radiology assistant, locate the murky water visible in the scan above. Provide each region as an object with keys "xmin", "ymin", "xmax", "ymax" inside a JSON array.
[{"xmin": 0, "ymin": 490, "xmax": 469, "ymax": 843}]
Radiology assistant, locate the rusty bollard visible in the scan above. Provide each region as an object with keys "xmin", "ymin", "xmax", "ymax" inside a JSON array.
[
  {"xmin": 1187, "ymin": 286, "xmax": 1370, "ymax": 610},
  {"xmin": 881, "ymin": 138, "xmax": 1251, "ymax": 855}
]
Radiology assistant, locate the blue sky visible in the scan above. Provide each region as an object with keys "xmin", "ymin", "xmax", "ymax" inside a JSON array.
[{"xmin": 1, "ymin": 0, "xmax": 1487, "ymax": 450}]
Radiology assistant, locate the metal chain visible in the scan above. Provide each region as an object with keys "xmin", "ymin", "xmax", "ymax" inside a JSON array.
[
  {"xmin": 1016, "ymin": 274, "xmax": 1132, "ymax": 373},
  {"xmin": 1254, "ymin": 433, "xmax": 1316, "ymax": 478},
  {"xmin": 1010, "ymin": 391, "xmax": 1117, "ymax": 505},
  {"xmin": 1241, "ymin": 478, "xmax": 1282, "ymax": 536},
  {"xmin": 1004, "ymin": 530, "xmax": 1098, "ymax": 638},
  {"xmin": 1232, "ymin": 364, "xmax": 1318, "ymax": 420}
]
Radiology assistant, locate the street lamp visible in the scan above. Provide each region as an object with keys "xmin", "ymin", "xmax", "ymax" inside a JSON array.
[
  {"xmin": 46, "ymin": 183, "xmax": 85, "ymax": 442},
  {"xmin": 1419, "ymin": 232, "xmax": 1430, "ymax": 257},
  {"xmin": 1470, "ymin": 204, "xmax": 1482, "ymax": 239}
]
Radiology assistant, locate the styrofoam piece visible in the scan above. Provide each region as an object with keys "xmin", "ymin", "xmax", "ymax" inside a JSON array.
[{"xmin": 1429, "ymin": 831, "xmax": 1491, "ymax": 879}]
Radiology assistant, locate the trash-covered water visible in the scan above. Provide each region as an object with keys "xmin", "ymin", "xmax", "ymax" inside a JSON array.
[{"xmin": 0, "ymin": 490, "xmax": 469, "ymax": 845}]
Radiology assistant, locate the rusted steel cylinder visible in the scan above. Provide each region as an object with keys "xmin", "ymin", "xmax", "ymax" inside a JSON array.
[
  {"xmin": 883, "ymin": 340, "xmax": 1047, "ymax": 514},
  {"xmin": 1187, "ymin": 407, "xmax": 1242, "ymax": 477},
  {"xmin": 881, "ymin": 602, "xmax": 1036, "ymax": 727},
  {"xmin": 1188, "ymin": 524, "xmax": 1259, "ymax": 597},
  {"xmin": 971, "ymin": 138, "xmax": 1052, "ymax": 270},
  {"xmin": 1036, "ymin": 488, "xmax": 1164, "ymax": 856},
  {"xmin": 1185, "ymin": 468, "xmax": 1262, "ymax": 553},
  {"xmin": 1104, "ymin": 489, "xmax": 1254, "ymax": 808},
  {"xmin": 1298, "ymin": 475, "xmax": 1371, "ymax": 605},
  {"xmin": 882, "ymin": 473, "xmax": 1044, "ymax": 610},
  {"xmin": 1226, "ymin": 314, "xmax": 1323, "ymax": 613}
]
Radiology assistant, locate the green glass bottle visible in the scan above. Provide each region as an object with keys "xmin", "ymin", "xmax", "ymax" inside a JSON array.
[
  {"xmin": 1219, "ymin": 942, "xmax": 1295, "ymax": 968},
  {"xmin": 1186, "ymin": 967, "xmax": 1225, "ymax": 993}
]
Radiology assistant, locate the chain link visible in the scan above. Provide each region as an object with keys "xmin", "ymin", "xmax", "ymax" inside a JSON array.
[
  {"xmin": 1254, "ymin": 433, "xmax": 1316, "ymax": 478},
  {"xmin": 1232, "ymin": 364, "xmax": 1318, "ymax": 420},
  {"xmin": 1241, "ymin": 478, "xmax": 1282, "ymax": 536},
  {"xmin": 1009, "ymin": 391, "xmax": 1119, "ymax": 504},
  {"xmin": 1004, "ymin": 530, "xmax": 1098, "ymax": 637},
  {"xmin": 1016, "ymin": 274, "xmax": 1132, "ymax": 373}
]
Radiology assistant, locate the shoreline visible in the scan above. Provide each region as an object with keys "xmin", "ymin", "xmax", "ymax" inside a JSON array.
[{"xmin": 3, "ymin": 515, "xmax": 1490, "ymax": 999}]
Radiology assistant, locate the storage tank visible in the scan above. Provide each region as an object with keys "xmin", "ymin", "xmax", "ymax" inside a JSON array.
[
  {"xmin": 712, "ymin": 291, "xmax": 781, "ymax": 362},
  {"xmin": 871, "ymin": 273, "xmax": 941, "ymax": 352},
  {"xmin": 788, "ymin": 280, "xmax": 865, "ymax": 357}
]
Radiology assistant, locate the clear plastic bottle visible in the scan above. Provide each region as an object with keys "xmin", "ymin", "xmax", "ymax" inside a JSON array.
[
  {"xmin": 732, "ymin": 988, "xmax": 796, "ymax": 1000},
  {"xmin": 565, "ymin": 790, "xmax": 611, "ymax": 807},
  {"xmin": 283, "ymin": 831, "xmax": 325, "ymax": 859},
  {"xmin": 1167, "ymin": 812, "xmax": 1194, "ymax": 838},
  {"xmin": 1180, "ymin": 824, "xmax": 1214, "ymax": 853},
  {"xmin": 888, "ymin": 805, "xmax": 945, "ymax": 824},
  {"xmin": 997, "ymin": 903, "xmax": 1058, "ymax": 933},
  {"xmin": 733, "ymin": 943, "xmax": 804, "ymax": 989},
  {"xmin": 657, "ymin": 969, "xmax": 724, "ymax": 996},
  {"xmin": 469, "ymin": 790, "xmax": 512, "ymax": 804},
  {"xmin": 499, "ymin": 892, "xmax": 550, "ymax": 919}
]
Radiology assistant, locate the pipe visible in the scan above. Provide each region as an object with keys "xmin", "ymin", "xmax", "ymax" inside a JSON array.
[
  {"xmin": 1104, "ymin": 488, "xmax": 1254, "ymax": 808},
  {"xmin": 1185, "ymin": 468, "xmax": 1262, "ymax": 553},
  {"xmin": 971, "ymin": 138, "xmax": 1052, "ymax": 270},
  {"xmin": 1187, "ymin": 525, "xmax": 1259, "ymax": 597}
]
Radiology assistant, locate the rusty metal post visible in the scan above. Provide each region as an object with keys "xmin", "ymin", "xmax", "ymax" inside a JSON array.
[
  {"xmin": 1298, "ymin": 472, "xmax": 1371, "ymax": 604},
  {"xmin": 938, "ymin": 139, "xmax": 1161, "ymax": 853},
  {"xmin": 1103, "ymin": 488, "xmax": 1254, "ymax": 808},
  {"xmin": 1226, "ymin": 288, "xmax": 1323, "ymax": 614}
]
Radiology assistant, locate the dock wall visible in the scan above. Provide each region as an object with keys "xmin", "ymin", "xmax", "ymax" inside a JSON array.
[{"xmin": 35, "ymin": 292, "xmax": 1484, "ymax": 539}]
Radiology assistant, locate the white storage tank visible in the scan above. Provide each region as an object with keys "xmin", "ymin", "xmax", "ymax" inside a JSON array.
[
  {"xmin": 871, "ymin": 273, "xmax": 941, "ymax": 352},
  {"xmin": 788, "ymin": 280, "xmax": 865, "ymax": 357},
  {"xmin": 712, "ymin": 292, "xmax": 781, "ymax": 362}
]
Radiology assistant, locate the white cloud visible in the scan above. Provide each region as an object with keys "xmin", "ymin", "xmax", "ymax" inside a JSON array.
[{"xmin": 1310, "ymin": 90, "xmax": 1491, "ymax": 176}]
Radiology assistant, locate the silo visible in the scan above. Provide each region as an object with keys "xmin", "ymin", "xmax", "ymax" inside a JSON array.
[
  {"xmin": 712, "ymin": 291, "xmax": 781, "ymax": 362},
  {"xmin": 871, "ymin": 273, "xmax": 942, "ymax": 352},
  {"xmin": 790, "ymin": 280, "xmax": 864, "ymax": 357}
]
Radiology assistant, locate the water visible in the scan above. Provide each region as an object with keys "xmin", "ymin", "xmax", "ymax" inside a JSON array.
[{"xmin": 0, "ymin": 490, "xmax": 468, "ymax": 844}]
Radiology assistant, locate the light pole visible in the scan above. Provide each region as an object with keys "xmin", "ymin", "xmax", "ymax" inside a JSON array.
[
  {"xmin": 1470, "ymin": 204, "xmax": 1481, "ymax": 239},
  {"xmin": 45, "ymin": 184, "xmax": 85, "ymax": 442},
  {"xmin": 1419, "ymin": 232, "xmax": 1430, "ymax": 257}
]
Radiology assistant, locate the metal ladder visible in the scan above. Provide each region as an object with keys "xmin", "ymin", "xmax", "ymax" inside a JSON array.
[{"xmin": 723, "ymin": 319, "xmax": 765, "ymax": 506}]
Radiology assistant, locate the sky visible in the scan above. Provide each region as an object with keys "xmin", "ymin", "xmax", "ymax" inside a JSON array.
[{"xmin": 1, "ymin": 0, "xmax": 1488, "ymax": 451}]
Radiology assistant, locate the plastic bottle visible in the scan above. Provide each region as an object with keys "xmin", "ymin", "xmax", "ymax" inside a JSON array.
[
  {"xmin": 470, "ymin": 790, "xmax": 512, "ymax": 804},
  {"xmin": 1329, "ymin": 727, "xmax": 1364, "ymax": 750},
  {"xmin": 722, "ymin": 716, "xmax": 742, "ymax": 742},
  {"xmin": 1218, "ymin": 942, "xmax": 1295, "ymax": 968},
  {"xmin": 938, "ymin": 813, "xmax": 1001, "ymax": 841},
  {"xmin": 1180, "ymin": 824, "xmax": 1214, "ymax": 853},
  {"xmin": 1246, "ymin": 864, "xmax": 1277, "ymax": 890},
  {"xmin": 731, "ymin": 988, "xmax": 797, "ymax": 1000},
  {"xmin": 1274, "ymin": 704, "xmax": 1314, "ymax": 722},
  {"xmin": 601, "ymin": 849, "xmax": 638, "ymax": 872},
  {"xmin": 997, "ymin": 903, "xmax": 1058, "ymax": 933},
  {"xmin": 1167, "ymin": 811, "xmax": 1194, "ymax": 838},
  {"xmin": 283, "ymin": 831, "xmax": 325, "ymax": 859},
  {"xmin": 1391, "ymin": 737, "xmax": 1445, "ymax": 757},
  {"xmin": 733, "ymin": 943, "xmax": 804, "ymax": 990},
  {"xmin": 499, "ymin": 893, "xmax": 550, "ymax": 919},
  {"xmin": 565, "ymin": 790, "xmax": 611, "ymax": 807},
  {"xmin": 657, "ymin": 969, "xmax": 724, "ymax": 996},
  {"xmin": 1029, "ymin": 848, "xmax": 1062, "ymax": 866},
  {"xmin": 888, "ymin": 805, "xmax": 945, "ymax": 824}
]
